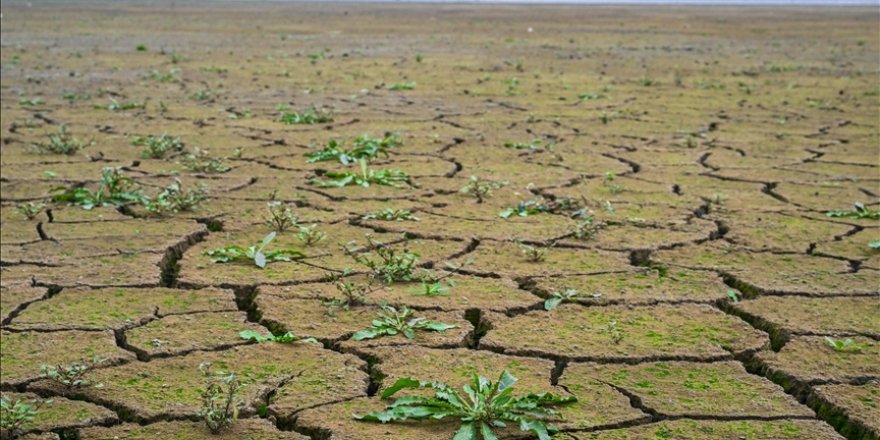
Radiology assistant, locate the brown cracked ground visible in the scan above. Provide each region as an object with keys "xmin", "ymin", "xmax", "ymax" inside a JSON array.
[{"xmin": 1, "ymin": 2, "xmax": 878, "ymax": 440}]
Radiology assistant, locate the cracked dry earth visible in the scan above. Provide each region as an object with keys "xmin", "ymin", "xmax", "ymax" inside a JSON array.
[{"xmin": 0, "ymin": 3, "xmax": 878, "ymax": 440}]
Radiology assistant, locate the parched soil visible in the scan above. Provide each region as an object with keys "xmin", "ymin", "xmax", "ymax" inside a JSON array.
[{"xmin": 0, "ymin": 2, "xmax": 877, "ymax": 440}]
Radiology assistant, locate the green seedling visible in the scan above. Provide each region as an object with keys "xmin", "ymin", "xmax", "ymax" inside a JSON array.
[
  {"xmin": 726, "ymin": 290, "xmax": 740, "ymax": 303},
  {"xmin": 52, "ymin": 167, "xmax": 145, "ymax": 209},
  {"xmin": 387, "ymin": 81, "xmax": 416, "ymax": 91},
  {"xmin": 239, "ymin": 330, "xmax": 317, "ymax": 344},
  {"xmin": 40, "ymin": 355, "xmax": 105, "ymax": 395},
  {"xmin": 31, "ymin": 125, "xmax": 91, "ymax": 155},
  {"xmin": 16, "ymin": 202, "xmax": 46, "ymax": 220},
  {"xmin": 279, "ymin": 106, "xmax": 333, "ymax": 125},
  {"xmin": 143, "ymin": 179, "xmax": 208, "ymax": 216},
  {"xmin": 295, "ymin": 224, "xmax": 327, "ymax": 246},
  {"xmin": 346, "ymin": 236, "xmax": 419, "ymax": 283},
  {"xmin": 180, "ymin": 148, "xmax": 230, "ymax": 174},
  {"xmin": 869, "ymin": 240, "xmax": 880, "ymax": 250},
  {"xmin": 190, "ymin": 89, "xmax": 214, "ymax": 101},
  {"xmin": 143, "ymin": 68, "xmax": 179, "ymax": 83},
  {"xmin": 362, "ymin": 208, "xmax": 419, "ymax": 222},
  {"xmin": 572, "ymin": 215, "xmax": 601, "ymax": 240},
  {"xmin": 132, "ymin": 134, "xmax": 184, "ymax": 159},
  {"xmin": 824, "ymin": 337, "xmax": 866, "ymax": 353},
  {"xmin": 352, "ymin": 305, "xmax": 455, "ymax": 341},
  {"xmin": 517, "ymin": 241, "xmax": 549, "ymax": 263},
  {"xmin": 135, "ymin": 44, "xmax": 147, "ymax": 51},
  {"xmin": 306, "ymin": 133, "xmax": 402, "ymax": 165},
  {"xmin": 603, "ymin": 171, "xmax": 623, "ymax": 194},
  {"xmin": 205, "ymin": 232, "xmax": 305, "ymax": 268},
  {"xmin": 639, "ymin": 77, "xmax": 656, "ymax": 87},
  {"xmin": 1, "ymin": 395, "xmax": 52, "ymax": 439},
  {"xmin": 265, "ymin": 201, "xmax": 298, "ymax": 232},
  {"xmin": 354, "ymin": 369, "xmax": 576, "ymax": 440},
  {"xmin": 310, "ymin": 159, "xmax": 411, "ymax": 188},
  {"xmin": 197, "ymin": 362, "xmax": 241, "ymax": 434},
  {"xmin": 826, "ymin": 202, "xmax": 880, "ymax": 220},
  {"xmin": 502, "ymin": 77, "xmax": 520, "ymax": 95},
  {"xmin": 461, "ymin": 176, "xmax": 508, "ymax": 203},
  {"xmin": 544, "ymin": 289, "xmax": 594, "ymax": 310},
  {"xmin": 330, "ymin": 279, "xmax": 372, "ymax": 311},
  {"xmin": 603, "ymin": 320, "xmax": 625, "ymax": 344},
  {"xmin": 410, "ymin": 260, "xmax": 472, "ymax": 297}
]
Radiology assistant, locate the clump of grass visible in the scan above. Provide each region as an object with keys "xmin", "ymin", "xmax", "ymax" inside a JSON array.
[
  {"xmin": 362, "ymin": 208, "xmax": 419, "ymax": 222},
  {"xmin": 132, "ymin": 134, "xmax": 184, "ymax": 159},
  {"xmin": 264, "ymin": 201, "xmax": 298, "ymax": 232},
  {"xmin": 387, "ymin": 82, "xmax": 416, "ymax": 91},
  {"xmin": 180, "ymin": 148, "xmax": 231, "ymax": 174},
  {"xmin": 346, "ymin": 236, "xmax": 419, "ymax": 284},
  {"xmin": 30, "ymin": 125, "xmax": 91, "ymax": 155}
]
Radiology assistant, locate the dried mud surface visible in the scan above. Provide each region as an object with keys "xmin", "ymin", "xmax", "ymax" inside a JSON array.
[{"xmin": 0, "ymin": 2, "xmax": 877, "ymax": 439}]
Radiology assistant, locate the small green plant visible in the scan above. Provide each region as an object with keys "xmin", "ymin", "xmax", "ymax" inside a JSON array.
[
  {"xmin": 824, "ymin": 337, "xmax": 866, "ymax": 353},
  {"xmin": 205, "ymin": 232, "xmax": 305, "ymax": 269},
  {"xmin": 1, "ymin": 394, "xmax": 52, "ymax": 439},
  {"xmin": 306, "ymin": 133, "xmax": 402, "ymax": 165},
  {"xmin": 500, "ymin": 197, "xmax": 586, "ymax": 219},
  {"xmin": 602, "ymin": 320, "xmax": 625, "ymax": 344},
  {"xmin": 726, "ymin": 290, "xmax": 740, "ymax": 303},
  {"xmin": 826, "ymin": 202, "xmax": 879, "ymax": 220},
  {"xmin": 409, "ymin": 261, "xmax": 472, "ymax": 297},
  {"xmin": 51, "ymin": 167, "xmax": 145, "ymax": 210},
  {"xmin": 502, "ymin": 77, "xmax": 520, "ymax": 95},
  {"xmin": 180, "ymin": 148, "xmax": 231, "ymax": 174},
  {"xmin": 354, "ymin": 369, "xmax": 577, "ymax": 440},
  {"xmin": 869, "ymin": 240, "xmax": 880, "ymax": 250},
  {"xmin": 197, "ymin": 362, "xmax": 241, "ymax": 434},
  {"xmin": 329, "ymin": 278, "xmax": 372, "ymax": 311},
  {"xmin": 16, "ymin": 202, "xmax": 46, "ymax": 220},
  {"xmin": 190, "ymin": 89, "xmax": 214, "ymax": 102},
  {"xmin": 503, "ymin": 138, "xmax": 544, "ymax": 151},
  {"xmin": 544, "ymin": 289, "xmax": 586, "ymax": 310},
  {"xmin": 310, "ymin": 159, "xmax": 411, "ymax": 188},
  {"xmin": 517, "ymin": 241, "xmax": 549, "ymax": 263},
  {"xmin": 387, "ymin": 81, "xmax": 416, "ymax": 91},
  {"xmin": 362, "ymin": 208, "xmax": 419, "ymax": 222},
  {"xmin": 602, "ymin": 171, "xmax": 623, "ymax": 194},
  {"xmin": 135, "ymin": 44, "xmax": 147, "ymax": 52},
  {"xmin": 460, "ymin": 176, "xmax": 508, "ymax": 203},
  {"xmin": 143, "ymin": 179, "xmax": 208, "ymax": 216},
  {"xmin": 132, "ymin": 134, "xmax": 184, "ymax": 159},
  {"xmin": 639, "ymin": 77, "xmax": 656, "ymax": 87},
  {"xmin": 572, "ymin": 216, "xmax": 601, "ymax": 240},
  {"xmin": 239, "ymin": 330, "xmax": 316, "ymax": 344},
  {"xmin": 264, "ymin": 201, "xmax": 298, "ymax": 232},
  {"xmin": 279, "ymin": 106, "xmax": 333, "ymax": 125},
  {"xmin": 31, "ymin": 125, "xmax": 90, "ymax": 155},
  {"xmin": 352, "ymin": 305, "xmax": 455, "ymax": 341},
  {"xmin": 295, "ymin": 224, "xmax": 327, "ymax": 246},
  {"xmin": 346, "ymin": 236, "xmax": 419, "ymax": 283},
  {"xmin": 40, "ymin": 355, "xmax": 106, "ymax": 395}
]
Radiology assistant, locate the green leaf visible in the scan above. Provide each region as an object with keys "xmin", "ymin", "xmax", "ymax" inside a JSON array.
[
  {"xmin": 353, "ymin": 328, "xmax": 386, "ymax": 341},
  {"xmin": 544, "ymin": 296, "xmax": 563, "ymax": 311},
  {"xmin": 453, "ymin": 422, "xmax": 477, "ymax": 440},
  {"xmin": 381, "ymin": 377, "xmax": 423, "ymax": 398},
  {"xmin": 480, "ymin": 421, "xmax": 499, "ymax": 440},
  {"xmin": 254, "ymin": 252, "xmax": 267, "ymax": 268}
]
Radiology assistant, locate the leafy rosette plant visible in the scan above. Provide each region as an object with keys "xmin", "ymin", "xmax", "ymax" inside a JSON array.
[{"xmin": 355, "ymin": 369, "xmax": 577, "ymax": 440}]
